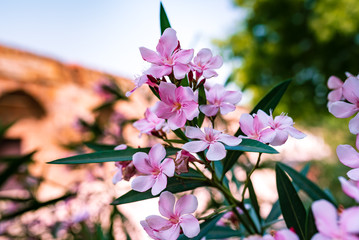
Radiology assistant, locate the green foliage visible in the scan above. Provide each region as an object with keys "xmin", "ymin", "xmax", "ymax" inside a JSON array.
[{"xmin": 219, "ymin": 0, "xmax": 359, "ymax": 123}]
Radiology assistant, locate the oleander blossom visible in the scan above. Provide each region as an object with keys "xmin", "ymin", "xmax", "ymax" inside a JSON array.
[
  {"xmin": 133, "ymin": 108, "xmax": 168, "ymax": 136},
  {"xmin": 311, "ymin": 199, "xmax": 359, "ymax": 240},
  {"xmin": 244, "ymin": 229, "xmax": 299, "ymax": 240},
  {"xmin": 191, "ymin": 48, "xmax": 223, "ymax": 79},
  {"xmin": 339, "ymin": 177, "xmax": 359, "ymax": 203},
  {"xmin": 140, "ymin": 191, "xmax": 200, "ymax": 240},
  {"xmin": 174, "ymin": 150, "xmax": 197, "ymax": 174},
  {"xmin": 199, "ymin": 84, "xmax": 242, "ymax": 117},
  {"xmin": 140, "ymin": 28, "xmax": 194, "ymax": 79},
  {"xmin": 336, "ymin": 145, "xmax": 359, "ymax": 181},
  {"xmin": 182, "ymin": 126, "xmax": 242, "ymax": 161},
  {"xmin": 327, "ymin": 75, "xmax": 344, "ymax": 103},
  {"xmin": 153, "ymin": 82, "xmax": 199, "ymax": 130},
  {"xmin": 126, "ymin": 74, "xmax": 156, "ymax": 97},
  {"xmin": 131, "ymin": 144, "xmax": 175, "ymax": 195}
]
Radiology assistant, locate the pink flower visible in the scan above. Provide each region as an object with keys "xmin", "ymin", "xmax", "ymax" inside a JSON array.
[
  {"xmin": 245, "ymin": 229, "xmax": 299, "ymax": 240},
  {"xmin": 153, "ymin": 82, "xmax": 199, "ymax": 130},
  {"xmin": 191, "ymin": 48, "xmax": 223, "ymax": 79},
  {"xmin": 182, "ymin": 126, "xmax": 242, "ymax": 161},
  {"xmin": 312, "ymin": 200, "xmax": 359, "ymax": 240},
  {"xmin": 327, "ymin": 75, "xmax": 344, "ymax": 103},
  {"xmin": 174, "ymin": 150, "xmax": 197, "ymax": 174},
  {"xmin": 140, "ymin": 28, "xmax": 194, "ymax": 80},
  {"xmin": 131, "ymin": 144, "xmax": 175, "ymax": 195},
  {"xmin": 336, "ymin": 145, "xmax": 359, "ymax": 181},
  {"xmin": 112, "ymin": 160, "xmax": 136, "ymax": 184},
  {"xmin": 133, "ymin": 108, "xmax": 168, "ymax": 136},
  {"xmin": 239, "ymin": 110, "xmax": 276, "ymax": 143},
  {"xmin": 199, "ymin": 84, "xmax": 242, "ymax": 117},
  {"xmin": 265, "ymin": 112, "xmax": 306, "ymax": 146},
  {"xmin": 339, "ymin": 177, "xmax": 359, "ymax": 203},
  {"xmin": 140, "ymin": 191, "xmax": 200, "ymax": 240},
  {"xmin": 126, "ymin": 74, "xmax": 154, "ymax": 97}
]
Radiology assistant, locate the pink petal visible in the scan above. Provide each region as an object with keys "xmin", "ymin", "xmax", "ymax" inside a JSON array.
[
  {"xmin": 260, "ymin": 128, "xmax": 276, "ymax": 143},
  {"xmin": 159, "ymin": 191, "xmax": 175, "ymax": 218},
  {"xmin": 239, "ymin": 113, "xmax": 255, "ymax": 136},
  {"xmin": 147, "ymin": 64, "xmax": 173, "ymax": 78},
  {"xmin": 255, "ymin": 110, "xmax": 270, "ymax": 130},
  {"xmin": 270, "ymin": 129, "xmax": 289, "ymax": 146},
  {"xmin": 275, "ymin": 229, "xmax": 299, "ymax": 240},
  {"xmin": 179, "ymin": 215, "xmax": 200, "ymax": 238},
  {"xmin": 139, "ymin": 47, "xmax": 161, "ymax": 64},
  {"xmin": 349, "ymin": 113, "xmax": 359, "ymax": 134},
  {"xmin": 356, "ymin": 134, "xmax": 359, "ymax": 150},
  {"xmin": 217, "ymin": 134, "xmax": 242, "ymax": 146},
  {"xmin": 168, "ymin": 111, "xmax": 187, "ymax": 130},
  {"xmin": 286, "ymin": 126, "xmax": 306, "ymax": 139},
  {"xmin": 195, "ymin": 48, "xmax": 212, "ymax": 64},
  {"xmin": 181, "ymin": 101, "xmax": 199, "ymax": 120},
  {"xmin": 311, "ymin": 234, "xmax": 331, "ymax": 240},
  {"xmin": 219, "ymin": 102, "xmax": 236, "ymax": 115},
  {"xmin": 152, "ymin": 173, "xmax": 167, "ymax": 195},
  {"xmin": 328, "ymin": 76, "xmax": 343, "ymax": 89},
  {"xmin": 329, "ymin": 101, "xmax": 358, "ymax": 118},
  {"xmin": 206, "ymin": 142, "xmax": 226, "ymax": 161},
  {"xmin": 131, "ymin": 175, "xmax": 155, "ymax": 192},
  {"xmin": 328, "ymin": 89, "xmax": 343, "ymax": 102},
  {"xmin": 348, "ymin": 168, "xmax": 359, "ymax": 181},
  {"xmin": 140, "ymin": 220, "xmax": 161, "ymax": 240},
  {"xmin": 340, "ymin": 206, "xmax": 359, "ymax": 234},
  {"xmin": 336, "ymin": 145, "xmax": 359, "ymax": 168},
  {"xmin": 182, "ymin": 140, "xmax": 209, "ymax": 153},
  {"xmin": 153, "ymin": 101, "xmax": 174, "ymax": 119},
  {"xmin": 312, "ymin": 200, "xmax": 340, "ymax": 236},
  {"xmin": 146, "ymin": 215, "xmax": 171, "ymax": 231},
  {"xmin": 175, "ymin": 194, "xmax": 198, "ymax": 216},
  {"xmin": 156, "ymin": 224, "xmax": 180, "ymax": 240},
  {"xmin": 174, "ymin": 49, "xmax": 194, "ymax": 64},
  {"xmin": 112, "ymin": 170, "xmax": 122, "ymax": 184},
  {"xmin": 156, "ymin": 28, "xmax": 178, "ymax": 58},
  {"xmin": 203, "ymin": 69, "xmax": 218, "ymax": 79},
  {"xmin": 343, "ymin": 76, "xmax": 359, "ymax": 104},
  {"xmin": 207, "ymin": 55, "xmax": 223, "ymax": 69},
  {"xmin": 159, "ymin": 82, "xmax": 177, "ymax": 104},
  {"xmin": 133, "ymin": 152, "xmax": 153, "ymax": 174},
  {"xmin": 161, "ymin": 158, "xmax": 175, "ymax": 177},
  {"xmin": 173, "ymin": 63, "xmax": 191, "ymax": 79},
  {"xmin": 339, "ymin": 177, "xmax": 359, "ymax": 202},
  {"xmin": 149, "ymin": 143, "xmax": 166, "ymax": 166},
  {"xmin": 200, "ymin": 104, "xmax": 219, "ymax": 116},
  {"xmin": 185, "ymin": 126, "xmax": 205, "ymax": 139},
  {"xmin": 222, "ymin": 90, "xmax": 242, "ymax": 104}
]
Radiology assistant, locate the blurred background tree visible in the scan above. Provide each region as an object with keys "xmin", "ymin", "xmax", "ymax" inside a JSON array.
[{"xmin": 217, "ymin": 0, "xmax": 359, "ymax": 124}]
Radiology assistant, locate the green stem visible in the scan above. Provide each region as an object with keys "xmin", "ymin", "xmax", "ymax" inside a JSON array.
[{"xmin": 241, "ymin": 153, "xmax": 262, "ymax": 202}]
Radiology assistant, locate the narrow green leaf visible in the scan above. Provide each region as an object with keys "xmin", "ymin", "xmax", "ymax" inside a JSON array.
[
  {"xmin": 149, "ymin": 86, "xmax": 160, "ymax": 100},
  {"xmin": 276, "ymin": 164, "xmax": 306, "ymax": 240},
  {"xmin": 112, "ymin": 175, "xmax": 209, "ymax": 205},
  {"xmin": 225, "ymin": 139, "xmax": 278, "ymax": 154},
  {"xmin": 247, "ymin": 179, "xmax": 261, "ymax": 225},
  {"xmin": 305, "ymin": 208, "xmax": 318, "ymax": 240},
  {"xmin": 277, "ymin": 162, "xmax": 337, "ymax": 206},
  {"xmin": 173, "ymin": 128, "xmax": 188, "ymax": 141},
  {"xmin": 160, "ymin": 2, "xmax": 171, "ymax": 34},
  {"xmin": 84, "ymin": 142, "xmax": 117, "ymax": 151},
  {"xmin": 197, "ymin": 84, "xmax": 206, "ymax": 127},
  {"xmin": 0, "ymin": 121, "xmax": 16, "ymax": 139},
  {"xmin": 180, "ymin": 75, "xmax": 189, "ymax": 87},
  {"xmin": 205, "ymin": 226, "xmax": 242, "ymax": 239},
  {"xmin": 48, "ymin": 147, "xmax": 180, "ymax": 164},
  {"xmin": 178, "ymin": 213, "xmax": 225, "ymax": 240}
]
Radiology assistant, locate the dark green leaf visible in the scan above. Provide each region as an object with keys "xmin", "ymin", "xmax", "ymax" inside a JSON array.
[
  {"xmin": 178, "ymin": 213, "xmax": 225, "ymax": 240},
  {"xmin": 160, "ymin": 2, "xmax": 171, "ymax": 34},
  {"xmin": 305, "ymin": 208, "xmax": 317, "ymax": 240},
  {"xmin": 84, "ymin": 142, "xmax": 117, "ymax": 151},
  {"xmin": 276, "ymin": 164, "xmax": 306, "ymax": 240},
  {"xmin": 112, "ymin": 175, "xmax": 209, "ymax": 205},
  {"xmin": 48, "ymin": 147, "xmax": 180, "ymax": 164},
  {"xmin": 205, "ymin": 226, "xmax": 242, "ymax": 239},
  {"xmin": 277, "ymin": 162, "xmax": 337, "ymax": 206},
  {"xmin": 149, "ymin": 86, "xmax": 160, "ymax": 100},
  {"xmin": 197, "ymin": 84, "xmax": 206, "ymax": 127},
  {"xmin": 247, "ymin": 179, "xmax": 261, "ymax": 226},
  {"xmin": 180, "ymin": 75, "xmax": 189, "ymax": 87},
  {"xmin": 0, "ymin": 121, "xmax": 15, "ymax": 140},
  {"xmin": 173, "ymin": 128, "xmax": 188, "ymax": 141},
  {"xmin": 225, "ymin": 139, "xmax": 278, "ymax": 154}
]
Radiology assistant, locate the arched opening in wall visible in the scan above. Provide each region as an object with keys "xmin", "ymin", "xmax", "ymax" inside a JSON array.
[{"xmin": 0, "ymin": 90, "xmax": 46, "ymax": 156}]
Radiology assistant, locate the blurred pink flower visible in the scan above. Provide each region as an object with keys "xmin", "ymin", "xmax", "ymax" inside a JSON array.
[
  {"xmin": 140, "ymin": 28, "xmax": 193, "ymax": 80},
  {"xmin": 153, "ymin": 82, "xmax": 199, "ymax": 130},
  {"xmin": 239, "ymin": 110, "xmax": 275, "ymax": 143},
  {"xmin": 199, "ymin": 84, "xmax": 242, "ymax": 117},
  {"xmin": 141, "ymin": 191, "xmax": 200, "ymax": 240},
  {"xmin": 339, "ymin": 177, "xmax": 359, "ymax": 203},
  {"xmin": 131, "ymin": 144, "xmax": 175, "ymax": 195},
  {"xmin": 327, "ymin": 75, "xmax": 344, "ymax": 102},
  {"xmin": 191, "ymin": 48, "xmax": 223, "ymax": 79},
  {"xmin": 336, "ymin": 144, "xmax": 359, "ymax": 181},
  {"xmin": 312, "ymin": 200, "xmax": 359, "ymax": 240},
  {"xmin": 112, "ymin": 160, "xmax": 136, "ymax": 184},
  {"xmin": 133, "ymin": 108, "xmax": 167, "ymax": 136},
  {"xmin": 182, "ymin": 126, "xmax": 242, "ymax": 161},
  {"xmin": 114, "ymin": 144, "xmax": 127, "ymax": 150},
  {"xmin": 265, "ymin": 112, "xmax": 306, "ymax": 146},
  {"xmin": 245, "ymin": 229, "xmax": 299, "ymax": 240}
]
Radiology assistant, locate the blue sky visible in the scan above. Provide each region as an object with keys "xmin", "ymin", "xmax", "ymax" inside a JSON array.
[{"xmin": 0, "ymin": 0, "xmax": 245, "ymax": 80}]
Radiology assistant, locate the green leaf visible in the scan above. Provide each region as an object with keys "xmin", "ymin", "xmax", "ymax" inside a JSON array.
[
  {"xmin": 112, "ymin": 174, "xmax": 209, "ymax": 205},
  {"xmin": 225, "ymin": 139, "xmax": 278, "ymax": 154},
  {"xmin": 197, "ymin": 84, "xmax": 206, "ymax": 127},
  {"xmin": 277, "ymin": 162, "xmax": 337, "ymax": 206},
  {"xmin": 84, "ymin": 142, "xmax": 117, "ymax": 151},
  {"xmin": 276, "ymin": 164, "xmax": 306, "ymax": 240},
  {"xmin": 247, "ymin": 179, "xmax": 261, "ymax": 226},
  {"xmin": 173, "ymin": 128, "xmax": 189, "ymax": 141},
  {"xmin": 160, "ymin": 2, "xmax": 171, "ymax": 34},
  {"xmin": 48, "ymin": 147, "xmax": 180, "ymax": 164},
  {"xmin": 178, "ymin": 213, "xmax": 225, "ymax": 240},
  {"xmin": 305, "ymin": 208, "xmax": 318, "ymax": 240},
  {"xmin": 0, "ymin": 121, "xmax": 15, "ymax": 139},
  {"xmin": 205, "ymin": 226, "xmax": 242, "ymax": 239}
]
